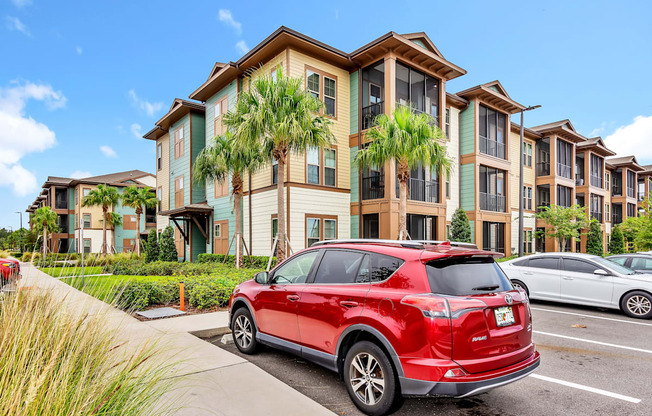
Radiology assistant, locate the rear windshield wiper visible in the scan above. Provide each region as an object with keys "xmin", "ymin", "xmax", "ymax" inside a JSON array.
[{"xmin": 471, "ymin": 285, "xmax": 500, "ymax": 291}]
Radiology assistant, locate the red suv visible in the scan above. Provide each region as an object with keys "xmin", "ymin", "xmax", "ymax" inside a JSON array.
[{"xmin": 228, "ymin": 240, "xmax": 540, "ymax": 415}]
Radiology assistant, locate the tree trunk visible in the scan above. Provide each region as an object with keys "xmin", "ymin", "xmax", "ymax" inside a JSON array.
[
  {"xmin": 233, "ymin": 172, "xmax": 244, "ymax": 268},
  {"xmin": 102, "ymin": 206, "xmax": 108, "ymax": 255},
  {"xmin": 135, "ymin": 206, "xmax": 143, "ymax": 256},
  {"xmin": 43, "ymin": 226, "xmax": 47, "ymax": 257},
  {"xmin": 275, "ymin": 147, "xmax": 287, "ymax": 261},
  {"xmin": 397, "ymin": 160, "xmax": 410, "ymax": 240}
]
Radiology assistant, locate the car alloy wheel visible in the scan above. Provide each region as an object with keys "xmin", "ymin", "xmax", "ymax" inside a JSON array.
[
  {"xmin": 626, "ymin": 295, "xmax": 652, "ymax": 316},
  {"xmin": 349, "ymin": 352, "xmax": 385, "ymax": 405},
  {"xmin": 234, "ymin": 315, "xmax": 253, "ymax": 349}
]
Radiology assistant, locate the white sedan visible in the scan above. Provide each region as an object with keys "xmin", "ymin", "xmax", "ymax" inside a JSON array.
[{"xmin": 500, "ymin": 252, "xmax": 652, "ymax": 319}]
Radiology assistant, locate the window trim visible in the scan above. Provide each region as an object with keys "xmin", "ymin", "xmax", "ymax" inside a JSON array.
[
  {"xmin": 157, "ymin": 143, "xmax": 162, "ymax": 171},
  {"xmin": 82, "ymin": 213, "xmax": 91, "ymax": 229},
  {"xmin": 304, "ymin": 146, "xmax": 338, "ymax": 187},
  {"xmin": 83, "ymin": 238, "xmax": 92, "ymax": 254},
  {"xmin": 174, "ymin": 125, "xmax": 184, "ymax": 159},
  {"xmin": 305, "ymin": 213, "xmax": 338, "ymax": 247},
  {"xmin": 304, "ymin": 65, "xmax": 338, "ymax": 119}
]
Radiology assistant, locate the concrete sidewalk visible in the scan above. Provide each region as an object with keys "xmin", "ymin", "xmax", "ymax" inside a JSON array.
[{"xmin": 19, "ymin": 263, "xmax": 334, "ymax": 416}]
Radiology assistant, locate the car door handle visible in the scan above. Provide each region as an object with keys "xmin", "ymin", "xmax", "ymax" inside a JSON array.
[
  {"xmin": 562, "ymin": 276, "xmax": 574, "ymax": 280},
  {"xmin": 523, "ymin": 272, "xmax": 534, "ymax": 275},
  {"xmin": 287, "ymin": 294, "xmax": 300, "ymax": 302},
  {"xmin": 340, "ymin": 300, "xmax": 359, "ymax": 308}
]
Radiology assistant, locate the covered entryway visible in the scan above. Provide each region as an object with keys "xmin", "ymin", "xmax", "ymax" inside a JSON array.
[{"xmin": 158, "ymin": 203, "xmax": 212, "ymax": 262}]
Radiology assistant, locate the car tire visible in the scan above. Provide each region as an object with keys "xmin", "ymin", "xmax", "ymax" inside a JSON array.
[
  {"xmin": 620, "ymin": 291, "xmax": 652, "ymax": 319},
  {"xmin": 232, "ymin": 308, "xmax": 259, "ymax": 354},
  {"xmin": 511, "ymin": 279, "xmax": 529, "ymax": 296},
  {"xmin": 343, "ymin": 341, "xmax": 401, "ymax": 416}
]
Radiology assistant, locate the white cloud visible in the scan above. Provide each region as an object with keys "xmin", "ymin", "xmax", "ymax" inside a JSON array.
[
  {"xmin": 218, "ymin": 9, "xmax": 242, "ymax": 35},
  {"xmin": 5, "ymin": 16, "xmax": 31, "ymax": 37},
  {"xmin": 10, "ymin": 0, "xmax": 32, "ymax": 8},
  {"xmin": 70, "ymin": 170, "xmax": 92, "ymax": 179},
  {"xmin": 100, "ymin": 145, "xmax": 117, "ymax": 158},
  {"xmin": 130, "ymin": 123, "xmax": 142, "ymax": 138},
  {"xmin": 128, "ymin": 89, "xmax": 163, "ymax": 117},
  {"xmin": 0, "ymin": 81, "xmax": 64, "ymax": 196},
  {"xmin": 604, "ymin": 115, "xmax": 652, "ymax": 163},
  {"xmin": 76, "ymin": 46, "xmax": 83, "ymax": 55},
  {"xmin": 235, "ymin": 40, "xmax": 249, "ymax": 55}
]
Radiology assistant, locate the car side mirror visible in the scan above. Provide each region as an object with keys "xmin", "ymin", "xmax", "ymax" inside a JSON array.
[
  {"xmin": 254, "ymin": 271, "xmax": 269, "ymax": 284},
  {"xmin": 594, "ymin": 269, "xmax": 609, "ymax": 276}
]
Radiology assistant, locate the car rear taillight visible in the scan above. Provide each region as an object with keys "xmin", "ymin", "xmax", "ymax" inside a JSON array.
[
  {"xmin": 401, "ymin": 294, "xmax": 487, "ymax": 319},
  {"xmin": 444, "ymin": 367, "xmax": 469, "ymax": 378}
]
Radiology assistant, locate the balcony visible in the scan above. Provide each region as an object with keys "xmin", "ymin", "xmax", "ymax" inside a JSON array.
[
  {"xmin": 613, "ymin": 213, "xmax": 622, "ymax": 225},
  {"xmin": 361, "ymin": 175, "xmax": 385, "ymax": 200},
  {"xmin": 627, "ymin": 187, "xmax": 635, "ymax": 198},
  {"xmin": 591, "ymin": 211, "xmax": 603, "ymax": 223},
  {"xmin": 590, "ymin": 174, "xmax": 603, "ymax": 188},
  {"xmin": 575, "ymin": 174, "xmax": 584, "ymax": 186},
  {"xmin": 396, "ymin": 178, "xmax": 439, "ymax": 203},
  {"xmin": 613, "ymin": 186, "xmax": 622, "ymax": 197},
  {"xmin": 480, "ymin": 192, "xmax": 506, "ymax": 212},
  {"xmin": 479, "ymin": 136, "xmax": 505, "ymax": 159},
  {"xmin": 536, "ymin": 162, "xmax": 550, "ymax": 176},
  {"xmin": 557, "ymin": 163, "xmax": 572, "ymax": 179},
  {"xmin": 362, "ymin": 102, "xmax": 384, "ymax": 130}
]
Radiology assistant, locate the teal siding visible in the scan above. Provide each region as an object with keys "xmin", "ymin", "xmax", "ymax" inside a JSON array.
[
  {"xmin": 411, "ymin": 39, "xmax": 426, "ymax": 48},
  {"xmin": 469, "ymin": 220, "xmax": 475, "ymax": 242},
  {"xmin": 460, "ymin": 164, "xmax": 475, "ymax": 211},
  {"xmin": 459, "ymin": 100, "xmax": 475, "ymax": 156},
  {"xmin": 169, "ymin": 114, "xmax": 191, "ymax": 208},
  {"xmin": 113, "ymin": 194, "xmax": 140, "ymax": 253},
  {"xmin": 205, "ymin": 80, "xmax": 237, "ymax": 141},
  {"xmin": 190, "ymin": 223, "xmax": 205, "ymax": 262},
  {"xmin": 487, "ymin": 85, "xmax": 498, "ymax": 93},
  {"xmin": 350, "ymin": 147, "xmax": 359, "ymax": 203},
  {"xmin": 350, "ymin": 71, "xmax": 359, "ymax": 135},
  {"xmin": 350, "ymin": 215, "xmax": 359, "ymax": 238},
  {"xmin": 191, "ymin": 113, "xmax": 206, "ymax": 204}
]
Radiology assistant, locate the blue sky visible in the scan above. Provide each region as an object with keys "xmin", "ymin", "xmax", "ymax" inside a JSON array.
[{"xmin": 1, "ymin": 0, "xmax": 651, "ymax": 229}]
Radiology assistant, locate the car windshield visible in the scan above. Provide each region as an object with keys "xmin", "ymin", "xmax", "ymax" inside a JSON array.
[{"xmin": 597, "ymin": 257, "xmax": 636, "ymax": 275}]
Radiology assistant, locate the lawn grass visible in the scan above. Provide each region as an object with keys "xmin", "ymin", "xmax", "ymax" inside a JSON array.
[
  {"xmin": 40, "ymin": 266, "xmax": 105, "ymax": 277},
  {"xmin": 61, "ymin": 275, "xmax": 170, "ymax": 303}
]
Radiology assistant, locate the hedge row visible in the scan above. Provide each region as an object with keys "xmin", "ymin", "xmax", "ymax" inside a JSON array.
[
  {"xmin": 197, "ymin": 253, "xmax": 275, "ymax": 268},
  {"xmin": 24, "ymin": 252, "xmax": 142, "ymax": 267},
  {"xmin": 109, "ymin": 260, "xmax": 225, "ymax": 276}
]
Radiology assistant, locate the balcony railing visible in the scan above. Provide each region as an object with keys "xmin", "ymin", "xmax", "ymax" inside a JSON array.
[
  {"xmin": 613, "ymin": 213, "xmax": 622, "ymax": 225},
  {"xmin": 591, "ymin": 211, "xmax": 603, "ymax": 223},
  {"xmin": 396, "ymin": 178, "xmax": 439, "ymax": 203},
  {"xmin": 590, "ymin": 174, "xmax": 603, "ymax": 188},
  {"xmin": 361, "ymin": 175, "xmax": 385, "ymax": 200},
  {"xmin": 557, "ymin": 163, "xmax": 572, "ymax": 179},
  {"xmin": 362, "ymin": 102, "xmax": 384, "ymax": 130},
  {"xmin": 479, "ymin": 136, "xmax": 506, "ymax": 159},
  {"xmin": 536, "ymin": 162, "xmax": 550, "ymax": 176},
  {"xmin": 480, "ymin": 192, "xmax": 506, "ymax": 212},
  {"xmin": 627, "ymin": 187, "xmax": 635, "ymax": 198}
]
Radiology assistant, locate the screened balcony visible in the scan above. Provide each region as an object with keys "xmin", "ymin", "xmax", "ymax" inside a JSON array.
[
  {"xmin": 361, "ymin": 60, "xmax": 385, "ymax": 130},
  {"xmin": 395, "ymin": 177, "xmax": 440, "ymax": 203}
]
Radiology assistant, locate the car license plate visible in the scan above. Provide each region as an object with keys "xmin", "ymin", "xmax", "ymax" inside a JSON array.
[{"xmin": 494, "ymin": 306, "xmax": 515, "ymax": 327}]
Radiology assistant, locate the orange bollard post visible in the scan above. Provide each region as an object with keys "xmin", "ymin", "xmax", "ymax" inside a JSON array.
[{"xmin": 180, "ymin": 282, "xmax": 185, "ymax": 312}]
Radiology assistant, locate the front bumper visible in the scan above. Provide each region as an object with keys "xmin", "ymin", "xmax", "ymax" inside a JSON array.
[{"xmin": 399, "ymin": 351, "xmax": 540, "ymax": 398}]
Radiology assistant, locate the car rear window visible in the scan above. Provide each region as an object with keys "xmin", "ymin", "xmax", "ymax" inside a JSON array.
[{"xmin": 426, "ymin": 256, "xmax": 512, "ymax": 296}]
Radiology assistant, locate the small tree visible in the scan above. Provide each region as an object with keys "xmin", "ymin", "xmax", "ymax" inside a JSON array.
[
  {"xmin": 586, "ymin": 219, "xmax": 603, "ymax": 256},
  {"xmin": 31, "ymin": 207, "xmax": 59, "ymax": 257},
  {"xmin": 620, "ymin": 216, "xmax": 642, "ymax": 252},
  {"xmin": 144, "ymin": 229, "xmax": 159, "ymax": 263},
  {"xmin": 82, "ymin": 184, "xmax": 121, "ymax": 255},
  {"xmin": 609, "ymin": 226, "xmax": 625, "ymax": 255},
  {"xmin": 158, "ymin": 226, "xmax": 178, "ymax": 262},
  {"xmin": 633, "ymin": 197, "xmax": 652, "ymax": 251},
  {"xmin": 122, "ymin": 186, "xmax": 158, "ymax": 256},
  {"xmin": 536, "ymin": 205, "xmax": 589, "ymax": 252},
  {"xmin": 450, "ymin": 208, "xmax": 472, "ymax": 243}
]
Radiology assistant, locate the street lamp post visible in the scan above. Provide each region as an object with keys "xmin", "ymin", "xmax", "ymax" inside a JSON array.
[
  {"xmin": 518, "ymin": 105, "xmax": 542, "ymax": 257},
  {"xmin": 15, "ymin": 211, "xmax": 23, "ymax": 253}
]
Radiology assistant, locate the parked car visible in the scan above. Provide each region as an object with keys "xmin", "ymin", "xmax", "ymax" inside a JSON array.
[
  {"xmin": 228, "ymin": 239, "xmax": 540, "ymax": 415},
  {"xmin": 0, "ymin": 258, "xmax": 20, "ymax": 286},
  {"xmin": 501, "ymin": 252, "xmax": 652, "ymax": 319},
  {"xmin": 608, "ymin": 254, "xmax": 652, "ymax": 273}
]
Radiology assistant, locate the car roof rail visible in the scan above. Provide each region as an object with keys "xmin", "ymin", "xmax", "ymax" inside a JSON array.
[
  {"xmin": 414, "ymin": 240, "xmax": 479, "ymax": 249},
  {"xmin": 311, "ymin": 239, "xmax": 425, "ymax": 249}
]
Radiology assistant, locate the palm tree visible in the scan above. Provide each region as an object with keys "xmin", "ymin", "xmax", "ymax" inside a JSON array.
[
  {"xmin": 82, "ymin": 184, "xmax": 121, "ymax": 255},
  {"xmin": 122, "ymin": 186, "xmax": 158, "ymax": 256},
  {"xmin": 102, "ymin": 212, "xmax": 123, "ymax": 254},
  {"xmin": 194, "ymin": 133, "xmax": 263, "ymax": 267},
  {"xmin": 31, "ymin": 206, "xmax": 59, "ymax": 257},
  {"xmin": 224, "ymin": 67, "xmax": 334, "ymax": 261},
  {"xmin": 355, "ymin": 105, "xmax": 452, "ymax": 240}
]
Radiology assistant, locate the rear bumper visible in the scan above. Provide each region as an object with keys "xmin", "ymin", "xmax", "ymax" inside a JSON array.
[{"xmin": 399, "ymin": 351, "xmax": 540, "ymax": 398}]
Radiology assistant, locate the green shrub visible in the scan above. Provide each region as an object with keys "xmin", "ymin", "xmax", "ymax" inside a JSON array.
[
  {"xmin": 145, "ymin": 229, "xmax": 159, "ymax": 263},
  {"xmin": 159, "ymin": 226, "xmax": 178, "ymax": 262},
  {"xmin": 450, "ymin": 207, "xmax": 472, "ymax": 243},
  {"xmin": 116, "ymin": 279, "xmax": 180, "ymax": 310},
  {"xmin": 586, "ymin": 219, "xmax": 604, "ymax": 256},
  {"xmin": 609, "ymin": 226, "xmax": 625, "ymax": 255},
  {"xmin": 197, "ymin": 253, "xmax": 275, "ymax": 268}
]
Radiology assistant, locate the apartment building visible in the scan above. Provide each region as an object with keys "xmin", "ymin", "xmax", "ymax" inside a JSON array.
[
  {"xmin": 26, "ymin": 170, "xmax": 156, "ymax": 254},
  {"xmin": 143, "ymin": 26, "xmax": 645, "ymax": 260}
]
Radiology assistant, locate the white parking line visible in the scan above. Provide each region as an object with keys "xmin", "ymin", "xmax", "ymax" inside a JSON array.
[
  {"xmin": 529, "ymin": 374, "xmax": 641, "ymax": 404},
  {"xmin": 531, "ymin": 307, "xmax": 652, "ymax": 327},
  {"xmin": 533, "ymin": 330, "xmax": 652, "ymax": 354}
]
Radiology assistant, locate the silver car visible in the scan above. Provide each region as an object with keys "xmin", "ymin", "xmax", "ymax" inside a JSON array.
[{"xmin": 500, "ymin": 252, "xmax": 652, "ymax": 319}]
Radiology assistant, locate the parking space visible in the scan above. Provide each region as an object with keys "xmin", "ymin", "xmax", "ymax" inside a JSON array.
[{"xmin": 211, "ymin": 300, "xmax": 651, "ymax": 415}]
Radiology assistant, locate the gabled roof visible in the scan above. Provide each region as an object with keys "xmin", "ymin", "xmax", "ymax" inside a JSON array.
[
  {"xmin": 530, "ymin": 119, "xmax": 586, "ymax": 143},
  {"xmin": 640, "ymin": 165, "xmax": 652, "ymax": 176},
  {"xmin": 606, "ymin": 155, "xmax": 644, "ymax": 171},
  {"xmin": 576, "ymin": 137, "xmax": 616, "ymax": 157},
  {"xmin": 155, "ymin": 98, "xmax": 205, "ymax": 131},
  {"xmin": 400, "ymin": 32, "xmax": 444, "ymax": 58},
  {"xmin": 208, "ymin": 62, "xmax": 227, "ymax": 79},
  {"xmin": 455, "ymin": 80, "xmax": 525, "ymax": 114},
  {"xmin": 143, "ymin": 125, "xmax": 167, "ymax": 141},
  {"xmin": 509, "ymin": 122, "xmax": 542, "ymax": 139},
  {"xmin": 446, "ymin": 92, "xmax": 468, "ymax": 109},
  {"xmin": 81, "ymin": 170, "xmax": 152, "ymax": 184}
]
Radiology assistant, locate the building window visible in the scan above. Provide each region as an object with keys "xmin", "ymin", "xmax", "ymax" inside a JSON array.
[
  {"xmin": 307, "ymin": 147, "xmax": 320, "ymax": 184},
  {"xmin": 271, "ymin": 217, "xmax": 278, "ymax": 247},
  {"xmin": 445, "ymin": 108, "xmax": 450, "ymax": 139},
  {"xmin": 324, "ymin": 148, "xmax": 336, "ymax": 187},
  {"xmin": 523, "ymin": 143, "xmax": 533, "ymax": 167},
  {"xmin": 627, "ymin": 170, "xmax": 636, "ymax": 198},
  {"xmin": 605, "ymin": 172, "xmax": 610, "ymax": 190},
  {"xmin": 482, "ymin": 221, "xmax": 505, "ymax": 254},
  {"xmin": 307, "ymin": 70, "xmax": 320, "ymax": 98},
  {"xmin": 83, "ymin": 213, "xmax": 91, "ymax": 228},
  {"xmin": 479, "ymin": 105, "xmax": 506, "ymax": 159},
  {"xmin": 363, "ymin": 214, "xmax": 379, "ymax": 239},
  {"xmin": 214, "ymin": 96, "xmax": 228, "ymax": 136},
  {"xmin": 306, "ymin": 68, "xmax": 337, "ymax": 118},
  {"xmin": 479, "ymin": 166, "xmax": 506, "ymax": 212},
  {"xmin": 395, "ymin": 61, "xmax": 440, "ymax": 123},
  {"xmin": 215, "ymin": 223, "xmax": 221, "ymax": 238},
  {"xmin": 174, "ymin": 126, "xmax": 184, "ymax": 159},
  {"xmin": 445, "ymin": 172, "xmax": 450, "ymax": 199},
  {"xmin": 306, "ymin": 147, "xmax": 337, "ymax": 186},
  {"xmin": 306, "ymin": 215, "xmax": 337, "ymax": 247},
  {"xmin": 605, "ymin": 203, "xmax": 610, "ymax": 220},
  {"xmin": 83, "ymin": 238, "xmax": 91, "ymax": 254},
  {"xmin": 324, "ymin": 77, "xmax": 336, "ymax": 117},
  {"xmin": 446, "ymin": 224, "xmax": 451, "ymax": 240},
  {"xmin": 272, "ymin": 159, "xmax": 278, "ymax": 185},
  {"xmin": 523, "ymin": 230, "xmax": 533, "ymax": 254},
  {"xmin": 523, "ymin": 186, "xmax": 533, "ymax": 210},
  {"xmin": 83, "ymin": 188, "xmax": 90, "ymax": 198},
  {"xmin": 590, "ymin": 194, "xmax": 603, "ymax": 222},
  {"xmin": 157, "ymin": 144, "xmax": 162, "ymax": 171},
  {"xmin": 589, "ymin": 154, "xmax": 603, "ymax": 188},
  {"xmin": 556, "ymin": 139, "xmax": 572, "ymax": 179},
  {"xmin": 627, "ymin": 203, "xmax": 637, "ymax": 218},
  {"xmin": 557, "ymin": 185, "xmax": 572, "ymax": 208},
  {"xmin": 175, "ymin": 176, "xmax": 184, "ymax": 208},
  {"xmin": 157, "ymin": 187, "xmax": 162, "ymax": 211}
]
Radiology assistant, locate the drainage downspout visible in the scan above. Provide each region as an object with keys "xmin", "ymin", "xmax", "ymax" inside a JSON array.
[{"xmin": 357, "ymin": 63, "xmax": 363, "ymax": 238}]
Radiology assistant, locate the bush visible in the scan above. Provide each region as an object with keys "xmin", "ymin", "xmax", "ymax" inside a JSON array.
[
  {"xmin": 116, "ymin": 279, "xmax": 180, "ymax": 310},
  {"xmin": 609, "ymin": 226, "xmax": 625, "ymax": 255},
  {"xmin": 197, "ymin": 253, "xmax": 275, "ymax": 269},
  {"xmin": 145, "ymin": 229, "xmax": 159, "ymax": 263},
  {"xmin": 159, "ymin": 226, "xmax": 178, "ymax": 262},
  {"xmin": 450, "ymin": 208, "xmax": 472, "ymax": 243},
  {"xmin": 586, "ymin": 220, "xmax": 603, "ymax": 256}
]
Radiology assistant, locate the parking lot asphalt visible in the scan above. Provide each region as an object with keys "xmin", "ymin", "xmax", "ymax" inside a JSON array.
[{"xmin": 209, "ymin": 300, "xmax": 651, "ymax": 415}]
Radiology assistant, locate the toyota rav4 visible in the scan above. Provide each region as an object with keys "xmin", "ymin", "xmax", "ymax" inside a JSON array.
[{"xmin": 228, "ymin": 240, "xmax": 540, "ymax": 415}]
